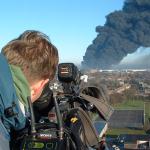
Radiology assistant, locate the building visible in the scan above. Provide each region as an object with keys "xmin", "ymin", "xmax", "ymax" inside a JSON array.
[{"xmin": 120, "ymin": 134, "xmax": 150, "ymax": 149}]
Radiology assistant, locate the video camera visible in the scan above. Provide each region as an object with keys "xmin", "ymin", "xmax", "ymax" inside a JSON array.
[
  {"xmin": 14, "ymin": 63, "xmax": 109, "ymax": 150},
  {"xmin": 57, "ymin": 63, "xmax": 81, "ymax": 95},
  {"xmin": 58, "ymin": 63, "xmax": 79, "ymax": 83}
]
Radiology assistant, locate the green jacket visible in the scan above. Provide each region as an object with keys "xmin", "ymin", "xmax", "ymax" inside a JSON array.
[{"xmin": 10, "ymin": 65, "xmax": 30, "ymax": 108}]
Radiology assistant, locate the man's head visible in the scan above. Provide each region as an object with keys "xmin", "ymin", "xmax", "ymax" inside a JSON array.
[{"xmin": 2, "ymin": 30, "xmax": 59, "ymax": 102}]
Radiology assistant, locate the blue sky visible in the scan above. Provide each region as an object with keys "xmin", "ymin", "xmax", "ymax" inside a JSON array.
[{"xmin": 0, "ymin": 0, "xmax": 124, "ymax": 64}]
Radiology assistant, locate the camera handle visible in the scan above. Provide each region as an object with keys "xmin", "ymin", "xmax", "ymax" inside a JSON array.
[
  {"xmin": 53, "ymin": 95, "xmax": 64, "ymax": 140},
  {"xmin": 27, "ymin": 96, "xmax": 36, "ymax": 134}
]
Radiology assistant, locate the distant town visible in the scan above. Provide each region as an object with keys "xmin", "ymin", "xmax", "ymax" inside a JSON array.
[{"xmin": 83, "ymin": 69, "xmax": 150, "ymax": 150}]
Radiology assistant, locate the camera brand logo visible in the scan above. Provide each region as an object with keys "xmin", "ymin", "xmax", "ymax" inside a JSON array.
[{"xmin": 39, "ymin": 133, "xmax": 52, "ymax": 139}]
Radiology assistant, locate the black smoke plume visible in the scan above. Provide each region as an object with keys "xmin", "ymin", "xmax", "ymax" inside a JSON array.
[{"xmin": 82, "ymin": 0, "xmax": 150, "ymax": 69}]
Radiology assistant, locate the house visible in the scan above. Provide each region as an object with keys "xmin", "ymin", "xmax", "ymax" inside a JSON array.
[{"xmin": 119, "ymin": 134, "xmax": 150, "ymax": 149}]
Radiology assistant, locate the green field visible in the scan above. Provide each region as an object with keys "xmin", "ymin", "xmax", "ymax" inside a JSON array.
[
  {"xmin": 106, "ymin": 128, "xmax": 146, "ymax": 136},
  {"xmin": 144, "ymin": 102, "xmax": 150, "ymax": 125},
  {"xmin": 108, "ymin": 99, "xmax": 147, "ymax": 136},
  {"xmin": 113, "ymin": 99, "xmax": 144, "ymax": 110}
]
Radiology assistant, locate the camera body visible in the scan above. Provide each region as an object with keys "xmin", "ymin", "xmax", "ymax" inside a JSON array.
[
  {"xmin": 57, "ymin": 63, "xmax": 81, "ymax": 95},
  {"xmin": 58, "ymin": 63, "xmax": 79, "ymax": 83},
  {"xmin": 19, "ymin": 63, "xmax": 103, "ymax": 150}
]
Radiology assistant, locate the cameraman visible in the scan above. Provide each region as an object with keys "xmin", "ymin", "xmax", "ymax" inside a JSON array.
[{"xmin": 0, "ymin": 30, "xmax": 59, "ymax": 150}]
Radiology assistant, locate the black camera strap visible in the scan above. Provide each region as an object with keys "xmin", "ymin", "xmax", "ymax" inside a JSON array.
[
  {"xmin": 77, "ymin": 107, "xmax": 99, "ymax": 148},
  {"xmin": 79, "ymin": 92, "xmax": 114, "ymax": 121},
  {"xmin": 66, "ymin": 107, "xmax": 99, "ymax": 149}
]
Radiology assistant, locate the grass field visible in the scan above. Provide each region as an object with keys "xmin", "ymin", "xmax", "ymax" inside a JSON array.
[
  {"xmin": 106, "ymin": 128, "xmax": 146, "ymax": 136},
  {"xmin": 108, "ymin": 99, "xmax": 147, "ymax": 136},
  {"xmin": 113, "ymin": 99, "xmax": 144, "ymax": 110},
  {"xmin": 144, "ymin": 102, "xmax": 150, "ymax": 125}
]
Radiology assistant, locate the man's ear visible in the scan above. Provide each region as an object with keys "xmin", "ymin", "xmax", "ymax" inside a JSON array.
[
  {"xmin": 39, "ymin": 78, "xmax": 49, "ymax": 90},
  {"xmin": 31, "ymin": 78, "xmax": 49, "ymax": 102}
]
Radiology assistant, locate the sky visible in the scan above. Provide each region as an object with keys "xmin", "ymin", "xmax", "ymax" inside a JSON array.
[{"xmin": 0, "ymin": 0, "xmax": 124, "ymax": 64}]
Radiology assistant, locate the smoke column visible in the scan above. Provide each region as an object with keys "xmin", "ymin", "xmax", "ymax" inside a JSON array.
[{"xmin": 82, "ymin": 0, "xmax": 150, "ymax": 69}]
